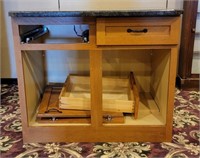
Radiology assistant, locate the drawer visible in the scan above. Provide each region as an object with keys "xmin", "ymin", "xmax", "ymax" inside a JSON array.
[
  {"xmin": 59, "ymin": 74, "xmax": 139, "ymax": 116},
  {"xmin": 96, "ymin": 17, "xmax": 181, "ymax": 45}
]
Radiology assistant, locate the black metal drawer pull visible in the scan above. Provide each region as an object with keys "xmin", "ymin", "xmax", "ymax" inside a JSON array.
[{"xmin": 127, "ymin": 28, "xmax": 148, "ymax": 33}]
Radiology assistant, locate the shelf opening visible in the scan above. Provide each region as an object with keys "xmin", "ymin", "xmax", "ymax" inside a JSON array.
[
  {"xmin": 101, "ymin": 49, "xmax": 170, "ymax": 126},
  {"xmin": 19, "ymin": 25, "xmax": 90, "ymax": 44}
]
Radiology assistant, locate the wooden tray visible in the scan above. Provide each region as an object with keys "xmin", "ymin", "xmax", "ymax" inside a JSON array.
[
  {"xmin": 36, "ymin": 85, "xmax": 124, "ymax": 123},
  {"xmin": 59, "ymin": 72, "xmax": 139, "ymax": 119}
]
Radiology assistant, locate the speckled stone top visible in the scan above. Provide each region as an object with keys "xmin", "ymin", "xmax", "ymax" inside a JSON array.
[{"xmin": 9, "ymin": 10, "xmax": 183, "ymax": 17}]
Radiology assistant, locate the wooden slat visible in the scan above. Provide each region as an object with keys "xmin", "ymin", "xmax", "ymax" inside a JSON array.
[
  {"xmin": 37, "ymin": 86, "xmax": 52, "ymax": 114},
  {"xmin": 20, "ymin": 43, "xmax": 96, "ymax": 50},
  {"xmin": 19, "ymin": 43, "xmax": 176, "ymax": 51},
  {"xmin": 37, "ymin": 113, "xmax": 124, "ymax": 124}
]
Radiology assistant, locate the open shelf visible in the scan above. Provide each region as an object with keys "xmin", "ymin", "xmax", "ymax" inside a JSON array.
[{"xmin": 19, "ymin": 25, "xmax": 90, "ymax": 44}]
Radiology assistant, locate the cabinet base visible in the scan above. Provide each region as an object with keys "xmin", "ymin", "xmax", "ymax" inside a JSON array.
[
  {"xmin": 22, "ymin": 125, "xmax": 169, "ymax": 143},
  {"xmin": 176, "ymin": 75, "xmax": 200, "ymax": 90}
]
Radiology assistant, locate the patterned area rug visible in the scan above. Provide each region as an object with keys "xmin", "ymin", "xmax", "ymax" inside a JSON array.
[{"xmin": 1, "ymin": 84, "xmax": 200, "ymax": 158}]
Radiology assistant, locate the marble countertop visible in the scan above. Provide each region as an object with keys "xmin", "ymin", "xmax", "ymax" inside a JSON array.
[{"xmin": 9, "ymin": 10, "xmax": 183, "ymax": 17}]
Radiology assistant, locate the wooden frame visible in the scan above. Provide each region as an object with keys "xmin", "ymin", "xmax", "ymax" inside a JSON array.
[
  {"xmin": 177, "ymin": 0, "xmax": 200, "ymax": 90},
  {"xmin": 11, "ymin": 15, "xmax": 181, "ymax": 143}
]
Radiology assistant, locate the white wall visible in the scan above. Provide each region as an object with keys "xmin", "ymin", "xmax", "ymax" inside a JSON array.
[
  {"xmin": 167, "ymin": 0, "xmax": 183, "ymax": 10},
  {"xmin": 1, "ymin": 0, "xmax": 16, "ymax": 78},
  {"xmin": 1, "ymin": 0, "xmax": 58, "ymax": 78},
  {"xmin": 192, "ymin": 0, "xmax": 200, "ymax": 74},
  {"xmin": 1, "ymin": 0, "xmax": 183, "ymax": 79},
  {"xmin": 60, "ymin": 0, "xmax": 167, "ymax": 11}
]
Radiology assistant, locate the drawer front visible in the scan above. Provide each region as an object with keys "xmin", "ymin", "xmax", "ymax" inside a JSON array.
[{"xmin": 96, "ymin": 17, "xmax": 181, "ymax": 45}]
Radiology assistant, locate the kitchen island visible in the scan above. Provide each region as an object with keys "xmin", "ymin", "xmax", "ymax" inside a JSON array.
[{"xmin": 10, "ymin": 10, "xmax": 182, "ymax": 142}]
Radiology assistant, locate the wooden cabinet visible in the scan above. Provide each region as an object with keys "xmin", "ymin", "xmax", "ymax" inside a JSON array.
[
  {"xmin": 177, "ymin": 0, "xmax": 200, "ymax": 90},
  {"xmin": 10, "ymin": 12, "xmax": 181, "ymax": 143}
]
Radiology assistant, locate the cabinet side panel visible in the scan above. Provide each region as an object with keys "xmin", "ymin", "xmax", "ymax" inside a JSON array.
[
  {"xmin": 22, "ymin": 51, "xmax": 45, "ymax": 123},
  {"xmin": 150, "ymin": 50, "xmax": 170, "ymax": 124}
]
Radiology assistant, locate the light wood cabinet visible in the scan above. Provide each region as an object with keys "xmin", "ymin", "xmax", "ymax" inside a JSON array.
[{"xmin": 11, "ymin": 12, "xmax": 181, "ymax": 142}]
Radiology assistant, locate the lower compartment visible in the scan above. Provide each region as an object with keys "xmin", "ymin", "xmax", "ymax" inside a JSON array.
[
  {"xmin": 21, "ymin": 49, "xmax": 171, "ymax": 142},
  {"xmin": 33, "ymin": 86, "xmax": 163, "ymax": 126}
]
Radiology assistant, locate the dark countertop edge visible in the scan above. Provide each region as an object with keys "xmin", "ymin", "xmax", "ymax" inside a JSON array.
[{"xmin": 9, "ymin": 10, "xmax": 183, "ymax": 17}]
